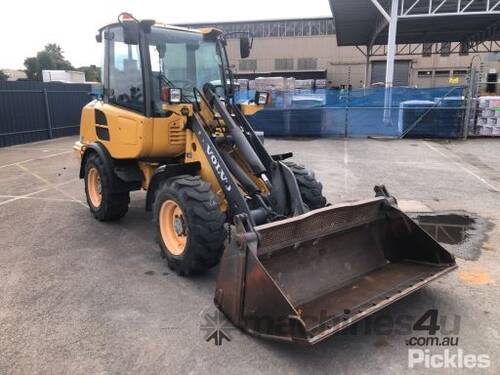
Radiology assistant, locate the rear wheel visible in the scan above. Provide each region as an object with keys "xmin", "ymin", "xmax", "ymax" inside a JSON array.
[
  {"xmin": 153, "ymin": 175, "xmax": 226, "ymax": 275},
  {"xmin": 84, "ymin": 153, "xmax": 129, "ymax": 221},
  {"xmin": 285, "ymin": 162, "xmax": 327, "ymax": 210}
]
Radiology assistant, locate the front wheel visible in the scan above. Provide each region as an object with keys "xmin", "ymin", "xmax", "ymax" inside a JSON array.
[
  {"xmin": 285, "ymin": 162, "xmax": 327, "ymax": 210},
  {"xmin": 153, "ymin": 175, "xmax": 226, "ymax": 276}
]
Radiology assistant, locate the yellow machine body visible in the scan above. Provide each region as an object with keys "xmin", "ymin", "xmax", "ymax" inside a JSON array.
[{"xmin": 76, "ymin": 96, "xmax": 265, "ymax": 208}]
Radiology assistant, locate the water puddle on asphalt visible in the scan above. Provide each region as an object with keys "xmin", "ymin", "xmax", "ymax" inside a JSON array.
[{"xmin": 409, "ymin": 212, "xmax": 493, "ymax": 261}]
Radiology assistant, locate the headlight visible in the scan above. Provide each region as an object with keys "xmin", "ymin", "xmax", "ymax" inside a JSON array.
[
  {"xmin": 160, "ymin": 87, "xmax": 182, "ymax": 104},
  {"xmin": 169, "ymin": 88, "xmax": 182, "ymax": 104}
]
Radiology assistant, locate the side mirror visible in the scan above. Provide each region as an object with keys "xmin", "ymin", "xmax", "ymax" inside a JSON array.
[{"xmin": 240, "ymin": 36, "xmax": 251, "ymax": 59}]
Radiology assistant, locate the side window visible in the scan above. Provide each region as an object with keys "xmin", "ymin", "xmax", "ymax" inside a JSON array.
[
  {"xmin": 164, "ymin": 43, "xmax": 188, "ymax": 82},
  {"xmin": 108, "ymin": 28, "xmax": 144, "ymax": 112}
]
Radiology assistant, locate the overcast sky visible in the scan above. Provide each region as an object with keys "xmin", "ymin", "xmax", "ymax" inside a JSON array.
[{"xmin": 1, "ymin": 0, "xmax": 332, "ymax": 69}]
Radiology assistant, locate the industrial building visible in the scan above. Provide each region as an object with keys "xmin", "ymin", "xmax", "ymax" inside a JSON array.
[{"xmin": 180, "ymin": 17, "xmax": 499, "ymax": 88}]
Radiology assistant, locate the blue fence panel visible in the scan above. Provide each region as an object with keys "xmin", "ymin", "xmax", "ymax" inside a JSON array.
[
  {"xmin": 0, "ymin": 81, "xmax": 92, "ymax": 147},
  {"xmin": 237, "ymin": 86, "xmax": 465, "ymax": 138},
  {"xmin": 0, "ymin": 90, "xmax": 48, "ymax": 145}
]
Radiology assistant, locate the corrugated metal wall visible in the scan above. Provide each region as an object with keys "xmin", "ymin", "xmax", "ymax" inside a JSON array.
[
  {"xmin": 0, "ymin": 81, "xmax": 92, "ymax": 147},
  {"xmin": 371, "ymin": 61, "xmax": 411, "ymax": 86}
]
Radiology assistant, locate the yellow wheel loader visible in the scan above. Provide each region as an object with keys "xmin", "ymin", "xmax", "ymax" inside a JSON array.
[{"xmin": 75, "ymin": 13, "xmax": 457, "ymax": 345}]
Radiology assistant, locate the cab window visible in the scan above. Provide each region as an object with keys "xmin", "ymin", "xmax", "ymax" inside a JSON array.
[{"xmin": 108, "ymin": 27, "xmax": 144, "ymax": 112}]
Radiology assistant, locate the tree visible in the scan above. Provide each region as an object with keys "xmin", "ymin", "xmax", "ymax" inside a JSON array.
[
  {"xmin": 23, "ymin": 44, "xmax": 74, "ymax": 80},
  {"xmin": 0, "ymin": 70, "xmax": 8, "ymax": 81},
  {"xmin": 24, "ymin": 57, "xmax": 39, "ymax": 80},
  {"xmin": 77, "ymin": 65, "xmax": 101, "ymax": 82}
]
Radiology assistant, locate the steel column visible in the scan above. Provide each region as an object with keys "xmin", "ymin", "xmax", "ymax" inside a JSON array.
[
  {"xmin": 385, "ymin": 0, "xmax": 399, "ymax": 88},
  {"xmin": 365, "ymin": 48, "xmax": 371, "ymax": 87},
  {"xmin": 42, "ymin": 89, "xmax": 53, "ymax": 139},
  {"xmin": 383, "ymin": 0, "xmax": 400, "ymax": 125}
]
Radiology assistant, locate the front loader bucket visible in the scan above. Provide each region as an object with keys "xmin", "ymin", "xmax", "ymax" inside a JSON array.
[{"xmin": 215, "ymin": 197, "xmax": 457, "ymax": 345}]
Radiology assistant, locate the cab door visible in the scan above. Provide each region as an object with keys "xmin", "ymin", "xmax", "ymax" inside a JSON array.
[{"xmin": 99, "ymin": 25, "xmax": 152, "ymax": 159}]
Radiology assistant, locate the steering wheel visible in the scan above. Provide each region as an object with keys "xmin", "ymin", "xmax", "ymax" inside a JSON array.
[
  {"xmin": 117, "ymin": 93, "xmax": 131, "ymax": 103},
  {"xmin": 130, "ymin": 86, "xmax": 143, "ymax": 101},
  {"xmin": 117, "ymin": 87, "xmax": 143, "ymax": 104},
  {"xmin": 170, "ymin": 79, "xmax": 196, "ymax": 91}
]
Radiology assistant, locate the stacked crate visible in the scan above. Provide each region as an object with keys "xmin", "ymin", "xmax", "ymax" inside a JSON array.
[{"xmin": 477, "ymin": 97, "xmax": 500, "ymax": 136}]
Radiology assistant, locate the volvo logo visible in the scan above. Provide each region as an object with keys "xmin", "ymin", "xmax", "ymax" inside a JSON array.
[{"xmin": 206, "ymin": 145, "xmax": 232, "ymax": 192}]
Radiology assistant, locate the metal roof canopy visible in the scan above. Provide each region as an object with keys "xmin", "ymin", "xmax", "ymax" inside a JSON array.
[
  {"xmin": 331, "ymin": 0, "xmax": 500, "ymax": 47},
  {"xmin": 329, "ymin": 0, "xmax": 500, "ymax": 128},
  {"xmin": 329, "ymin": 0, "xmax": 500, "ymax": 86}
]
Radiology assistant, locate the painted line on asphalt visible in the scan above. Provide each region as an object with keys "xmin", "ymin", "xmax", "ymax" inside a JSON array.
[
  {"xmin": 0, "ymin": 187, "xmax": 51, "ymax": 206},
  {"xmin": 0, "ymin": 178, "xmax": 85, "ymax": 207},
  {"xmin": 0, "ymin": 150, "xmax": 72, "ymax": 170},
  {"xmin": 0, "ymin": 194, "xmax": 81, "ymax": 203},
  {"xmin": 14, "ymin": 164, "xmax": 87, "ymax": 207},
  {"xmin": 423, "ymin": 141, "xmax": 500, "ymax": 192}
]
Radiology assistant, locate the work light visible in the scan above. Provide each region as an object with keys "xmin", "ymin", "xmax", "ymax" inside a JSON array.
[{"xmin": 255, "ymin": 91, "xmax": 270, "ymax": 105}]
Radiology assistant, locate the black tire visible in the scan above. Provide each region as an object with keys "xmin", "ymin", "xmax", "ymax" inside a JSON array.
[
  {"xmin": 84, "ymin": 153, "xmax": 129, "ymax": 221},
  {"xmin": 285, "ymin": 161, "xmax": 327, "ymax": 210},
  {"xmin": 153, "ymin": 175, "xmax": 226, "ymax": 276}
]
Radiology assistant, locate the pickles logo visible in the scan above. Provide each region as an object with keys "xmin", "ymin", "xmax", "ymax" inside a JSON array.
[
  {"xmin": 206, "ymin": 145, "xmax": 231, "ymax": 191},
  {"xmin": 408, "ymin": 349, "xmax": 490, "ymax": 369}
]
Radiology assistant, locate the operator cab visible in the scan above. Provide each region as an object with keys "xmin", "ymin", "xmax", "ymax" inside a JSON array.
[{"xmin": 96, "ymin": 13, "xmax": 252, "ymax": 118}]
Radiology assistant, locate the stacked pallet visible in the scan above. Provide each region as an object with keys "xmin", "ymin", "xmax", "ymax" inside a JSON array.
[
  {"xmin": 237, "ymin": 79, "xmax": 249, "ymax": 90},
  {"xmin": 477, "ymin": 97, "xmax": 500, "ymax": 136},
  {"xmin": 255, "ymin": 77, "xmax": 287, "ymax": 91}
]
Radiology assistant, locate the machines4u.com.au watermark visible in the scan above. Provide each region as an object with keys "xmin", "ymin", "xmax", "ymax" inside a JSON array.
[
  {"xmin": 406, "ymin": 309, "xmax": 490, "ymax": 369},
  {"xmin": 200, "ymin": 306, "xmax": 491, "ymax": 370}
]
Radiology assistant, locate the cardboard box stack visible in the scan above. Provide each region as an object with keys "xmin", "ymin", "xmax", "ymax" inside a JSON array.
[
  {"xmin": 237, "ymin": 79, "xmax": 249, "ymax": 91},
  {"xmin": 315, "ymin": 79, "xmax": 328, "ymax": 89},
  {"xmin": 285, "ymin": 77, "xmax": 296, "ymax": 91},
  {"xmin": 295, "ymin": 79, "xmax": 315, "ymax": 89},
  {"xmin": 477, "ymin": 96, "xmax": 500, "ymax": 136},
  {"xmin": 255, "ymin": 77, "xmax": 287, "ymax": 91}
]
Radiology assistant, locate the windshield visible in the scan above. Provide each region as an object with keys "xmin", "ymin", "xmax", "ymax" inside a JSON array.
[{"xmin": 147, "ymin": 27, "xmax": 223, "ymax": 109}]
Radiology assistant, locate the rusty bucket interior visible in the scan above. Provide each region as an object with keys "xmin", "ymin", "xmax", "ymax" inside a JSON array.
[{"xmin": 215, "ymin": 197, "xmax": 457, "ymax": 345}]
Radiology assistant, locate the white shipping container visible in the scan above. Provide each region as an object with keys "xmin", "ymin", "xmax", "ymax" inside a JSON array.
[
  {"xmin": 493, "ymin": 127, "xmax": 500, "ymax": 136},
  {"xmin": 42, "ymin": 70, "xmax": 86, "ymax": 83}
]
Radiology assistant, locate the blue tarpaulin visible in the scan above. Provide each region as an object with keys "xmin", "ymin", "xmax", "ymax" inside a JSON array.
[{"xmin": 236, "ymin": 86, "xmax": 465, "ymax": 138}]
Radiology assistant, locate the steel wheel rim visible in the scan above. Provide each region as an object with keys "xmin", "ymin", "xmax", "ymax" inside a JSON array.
[
  {"xmin": 159, "ymin": 200, "xmax": 187, "ymax": 256},
  {"xmin": 87, "ymin": 167, "xmax": 102, "ymax": 208}
]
